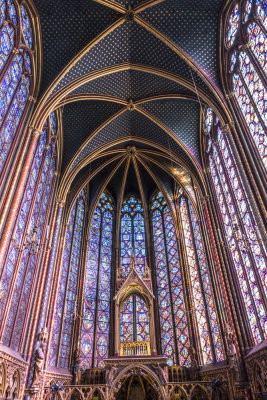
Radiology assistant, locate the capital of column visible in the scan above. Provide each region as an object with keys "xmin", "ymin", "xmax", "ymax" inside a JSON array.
[
  {"xmin": 29, "ymin": 126, "xmax": 43, "ymax": 138},
  {"xmin": 225, "ymin": 92, "xmax": 234, "ymax": 100},
  {"xmin": 56, "ymin": 199, "xmax": 65, "ymax": 208},
  {"xmin": 29, "ymin": 96, "xmax": 37, "ymax": 103},
  {"xmin": 221, "ymin": 124, "xmax": 231, "ymax": 134}
]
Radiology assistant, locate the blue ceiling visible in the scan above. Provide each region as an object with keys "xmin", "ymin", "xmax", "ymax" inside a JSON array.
[
  {"xmin": 34, "ymin": 0, "xmax": 224, "ymax": 180},
  {"xmin": 71, "ymin": 69, "xmax": 193, "ymax": 100}
]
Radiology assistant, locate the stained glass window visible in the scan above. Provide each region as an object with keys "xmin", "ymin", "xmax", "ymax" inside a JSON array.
[
  {"xmin": 120, "ymin": 295, "xmax": 150, "ymax": 343},
  {"xmin": 0, "ymin": 1, "xmax": 34, "ymax": 176},
  {"xmin": 206, "ymin": 108, "xmax": 267, "ymax": 344},
  {"xmin": 151, "ymin": 192, "xmax": 190, "ymax": 366},
  {"xmin": 49, "ymin": 194, "xmax": 85, "ymax": 368},
  {"xmin": 179, "ymin": 196, "xmax": 223, "ymax": 364},
  {"xmin": 0, "ymin": 111, "xmax": 58, "ymax": 351},
  {"xmin": 225, "ymin": 0, "xmax": 267, "ymax": 169},
  {"xmin": 120, "ymin": 197, "xmax": 146, "ymax": 277},
  {"xmin": 80, "ymin": 192, "xmax": 113, "ymax": 369}
]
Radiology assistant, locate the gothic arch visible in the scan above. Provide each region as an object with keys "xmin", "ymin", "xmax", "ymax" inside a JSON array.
[
  {"xmin": 110, "ymin": 364, "xmax": 167, "ymax": 400},
  {"xmin": 190, "ymin": 384, "xmax": 210, "ymax": 400}
]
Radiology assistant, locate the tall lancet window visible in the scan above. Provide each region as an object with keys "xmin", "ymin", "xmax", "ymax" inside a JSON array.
[
  {"xmin": 225, "ymin": 0, "xmax": 266, "ymax": 169},
  {"xmin": 80, "ymin": 193, "xmax": 113, "ymax": 369},
  {"xmin": 120, "ymin": 196, "xmax": 146, "ymax": 277},
  {"xmin": 150, "ymin": 192, "xmax": 190, "ymax": 366},
  {"xmin": 206, "ymin": 108, "xmax": 266, "ymax": 344},
  {"xmin": 120, "ymin": 295, "xmax": 150, "ymax": 343},
  {"xmin": 178, "ymin": 195, "xmax": 224, "ymax": 364},
  {"xmin": 49, "ymin": 192, "xmax": 85, "ymax": 368},
  {"xmin": 0, "ymin": 112, "xmax": 58, "ymax": 351},
  {"xmin": 0, "ymin": 0, "xmax": 35, "ymax": 175}
]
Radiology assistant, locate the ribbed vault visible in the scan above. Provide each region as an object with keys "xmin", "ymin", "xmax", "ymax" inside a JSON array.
[{"xmin": 30, "ymin": 0, "xmax": 231, "ymax": 200}]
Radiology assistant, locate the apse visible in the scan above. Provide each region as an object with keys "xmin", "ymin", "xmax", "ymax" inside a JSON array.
[{"xmin": 0, "ymin": 0, "xmax": 266, "ymax": 399}]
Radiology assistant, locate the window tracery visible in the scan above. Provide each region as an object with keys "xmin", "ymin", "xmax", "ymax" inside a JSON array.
[
  {"xmin": 80, "ymin": 192, "xmax": 113, "ymax": 369},
  {"xmin": 49, "ymin": 192, "xmax": 85, "ymax": 368},
  {"xmin": 178, "ymin": 196, "xmax": 224, "ymax": 364},
  {"xmin": 120, "ymin": 196, "xmax": 146, "ymax": 277},
  {"xmin": 205, "ymin": 108, "xmax": 267, "ymax": 344},
  {"xmin": 225, "ymin": 0, "xmax": 267, "ymax": 169},
  {"xmin": 151, "ymin": 192, "xmax": 190, "ymax": 366},
  {"xmin": 0, "ymin": 112, "xmax": 58, "ymax": 351},
  {"xmin": 0, "ymin": 0, "xmax": 35, "ymax": 175},
  {"xmin": 120, "ymin": 295, "xmax": 150, "ymax": 344}
]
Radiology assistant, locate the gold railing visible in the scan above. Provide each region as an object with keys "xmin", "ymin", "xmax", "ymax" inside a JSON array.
[{"xmin": 120, "ymin": 341, "xmax": 151, "ymax": 356}]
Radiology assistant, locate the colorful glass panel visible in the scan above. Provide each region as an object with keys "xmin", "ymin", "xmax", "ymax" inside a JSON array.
[
  {"xmin": 120, "ymin": 295, "xmax": 150, "ymax": 343},
  {"xmin": 247, "ymin": 23, "xmax": 267, "ymax": 74},
  {"xmin": 255, "ymin": 0, "xmax": 267, "ymax": 30},
  {"xmin": 239, "ymin": 51, "xmax": 266, "ymax": 124},
  {"xmin": 7, "ymin": 0, "xmax": 17, "ymax": 25},
  {"xmin": 20, "ymin": 5, "xmax": 32, "ymax": 49},
  {"xmin": 226, "ymin": 0, "xmax": 267, "ymax": 169},
  {"xmin": 209, "ymin": 154, "xmax": 264, "ymax": 343},
  {"xmin": 80, "ymin": 193, "xmax": 113, "ymax": 369},
  {"xmin": 0, "ymin": 131, "xmax": 46, "ymax": 328},
  {"xmin": 151, "ymin": 192, "xmax": 190, "ymax": 366},
  {"xmin": 204, "ymin": 107, "xmax": 213, "ymax": 134},
  {"xmin": 94, "ymin": 208, "xmax": 113, "ymax": 367},
  {"xmin": 120, "ymin": 296, "xmax": 134, "ymax": 343},
  {"xmin": 189, "ymin": 202, "xmax": 224, "ymax": 362},
  {"xmin": 243, "ymin": 0, "xmax": 252, "ymax": 22},
  {"xmin": 59, "ymin": 198, "xmax": 85, "ymax": 368},
  {"xmin": 216, "ymin": 128, "xmax": 267, "ymax": 300},
  {"xmin": 48, "ymin": 205, "xmax": 76, "ymax": 367},
  {"xmin": 232, "ymin": 74, "xmax": 266, "ymax": 168},
  {"xmin": 0, "ymin": 23, "xmax": 15, "ymax": 72},
  {"xmin": 226, "ymin": 4, "xmax": 240, "ymax": 48},
  {"xmin": 0, "ymin": 0, "xmax": 6, "ymax": 27},
  {"xmin": 3, "ymin": 147, "xmax": 55, "ymax": 350},
  {"xmin": 136, "ymin": 296, "xmax": 150, "ymax": 342},
  {"xmin": 120, "ymin": 197, "xmax": 146, "ymax": 277},
  {"xmin": 180, "ymin": 197, "xmax": 213, "ymax": 365},
  {"xmin": 50, "ymin": 111, "xmax": 57, "ymax": 135}
]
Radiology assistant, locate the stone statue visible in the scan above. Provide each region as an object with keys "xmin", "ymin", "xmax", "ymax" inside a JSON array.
[
  {"xmin": 32, "ymin": 327, "xmax": 48, "ymax": 387},
  {"xmin": 73, "ymin": 348, "xmax": 81, "ymax": 384},
  {"xmin": 224, "ymin": 322, "xmax": 240, "ymax": 380}
]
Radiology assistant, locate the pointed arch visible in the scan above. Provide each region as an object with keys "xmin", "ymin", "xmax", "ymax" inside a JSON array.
[
  {"xmin": 120, "ymin": 196, "xmax": 147, "ymax": 278},
  {"xmin": 221, "ymin": 0, "xmax": 267, "ymax": 171},
  {"xmin": 0, "ymin": 110, "xmax": 59, "ymax": 351},
  {"xmin": 150, "ymin": 191, "xmax": 191, "ymax": 366},
  {"xmin": 48, "ymin": 190, "xmax": 86, "ymax": 368},
  {"xmin": 80, "ymin": 191, "xmax": 114, "ymax": 369},
  {"xmin": 177, "ymin": 194, "xmax": 224, "ymax": 364},
  {"xmin": 205, "ymin": 106, "xmax": 267, "ymax": 344},
  {"xmin": 0, "ymin": 0, "xmax": 41, "ymax": 179}
]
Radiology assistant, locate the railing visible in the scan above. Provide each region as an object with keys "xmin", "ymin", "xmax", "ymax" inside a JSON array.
[{"xmin": 120, "ymin": 341, "xmax": 151, "ymax": 356}]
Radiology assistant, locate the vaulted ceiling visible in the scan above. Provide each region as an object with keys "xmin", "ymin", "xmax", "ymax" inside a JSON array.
[{"xmin": 33, "ymin": 0, "xmax": 226, "ymax": 201}]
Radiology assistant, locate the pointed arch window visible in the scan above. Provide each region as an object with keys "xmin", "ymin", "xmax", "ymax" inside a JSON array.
[
  {"xmin": 80, "ymin": 193, "xmax": 114, "ymax": 369},
  {"xmin": 0, "ymin": 0, "xmax": 36, "ymax": 175},
  {"xmin": 225, "ymin": 0, "xmax": 267, "ymax": 169},
  {"xmin": 49, "ymin": 192, "xmax": 85, "ymax": 368},
  {"xmin": 205, "ymin": 108, "xmax": 267, "ymax": 344},
  {"xmin": 150, "ymin": 192, "xmax": 190, "ymax": 366},
  {"xmin": 0, "ymin": 112, "xmax": 58, "ymax": 351},
  {"xmin": 120, "ymin": 196, "xmax": 146, "ymax": 277},
  {"xmin": 120, "ymin": 295, "xmax": 150, "ymax": 344},
  {"xmin": 178, "ymin": 196, "xmax": 224, "ymax": 364}
]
